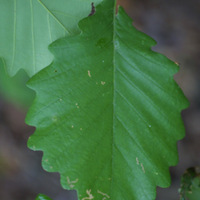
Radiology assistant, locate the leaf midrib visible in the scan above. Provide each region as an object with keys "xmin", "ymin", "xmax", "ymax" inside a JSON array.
[
  {"xmin": 111, "ymin": 0, "xmax": 117, "ymax": 199},
  {"xmin": 30, "ymin": 0, "xmax": 36, "ymax": 73},
  {"xmin": 38, "ymin": 0, "xmax": 70, "ymax": 34},
  {"xmin": 11, "ymin": 0, "xmax": 17, "ymax": 72}
]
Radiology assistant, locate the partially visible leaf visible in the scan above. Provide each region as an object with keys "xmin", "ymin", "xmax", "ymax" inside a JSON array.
[
  {"xmin": 0, "ymin": 0, "xmax": 101, "ymax": 76},
  {"xmin": 35, "ymin": 194, "xmax": 52, "ymax": 200},
  {"xmin": 179, "ymin": 167, "xmax": 200, "ymax": 200},
  {"xmin": 26, "ymin": 0, "xmax": 189, "ymax": 199},
  {"xmin": 0, "ymin": 58, "xmax": 35, "ymax": 108},
  {"xmin": 40, "ymin": 0, "xmax": 102, "ymax": 33}
]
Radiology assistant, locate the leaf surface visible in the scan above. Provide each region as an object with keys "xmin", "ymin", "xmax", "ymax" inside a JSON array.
[
  {"xmin": 26, "ymin": 1, "xmax": 189, "ymax": 199},
  {"xmin": 35, "ymin": 194, "xmax": 52, "ymax": 200},
  {"xmin": 0, "ymin": 58, "xmax": 35, "ymax": 108},
  {"xmin": 0, "ymin": 0, "xmax": 101, "ymax": 76},
  {"xmin": 179, "ymin": 167, "xmax": 200, "ymax": 200}
]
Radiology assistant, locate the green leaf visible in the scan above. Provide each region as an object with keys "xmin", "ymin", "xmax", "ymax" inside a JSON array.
[
  {"xmin": 39, "ymin": 0, "xmax": 102, "ymax": 33},
  {"xmin": 35, "ymin": 194, "xmax": 52, "ymax": 200},
  {"xmin": 26, "ymin": 1, "xmax": 189, "ymax": 199},
  {"xmin": 0, "ymin": 0, "xmax": 101, "ymax": 77},
  {"xmin": 0, "ymin": 58, "xmax": 35, "ymax": 108},
  {"xmin": 179, "ymin": 167, "xmax": 200, "ymax": 200}
]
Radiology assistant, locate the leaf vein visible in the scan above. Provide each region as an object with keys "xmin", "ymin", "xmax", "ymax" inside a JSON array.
[
  {"xmin": 30, "ymin": 0, "xmax": 36, "ymax": 73},
  {"xmin": 116, "ymin": 51, "xmax": 167, "ymax": 93},
  {"xmin": 11, "ymin": 0, "xmax": 17, "ymax": 71},
  {"xmin": 38, "ymin": 0, "xmax": 70, "ymax": 34}
]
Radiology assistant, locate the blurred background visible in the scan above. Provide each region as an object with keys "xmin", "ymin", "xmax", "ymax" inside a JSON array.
[{"xmin": 0, "ymin": 0, "xmax": 199, "ymax": 199}]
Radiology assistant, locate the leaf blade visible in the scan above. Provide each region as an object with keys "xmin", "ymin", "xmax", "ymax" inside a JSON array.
[
  {"xmin": 0, "ymin": 58, "xmax": 35, "ymax": 108},
  {"xmin": 0, "ymin": 0, "xmax": 102, "ymax": 76},
  {"xmin": 35, "ymin": 194, "xmax": 52, "ymax": 200},
  {"xmin": 26, "ymin": 1, "xmax": 189, "ymax": 199}
]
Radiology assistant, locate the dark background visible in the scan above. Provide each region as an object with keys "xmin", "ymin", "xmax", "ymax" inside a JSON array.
[{"xmin": 0, "ymin": 0, "xmax": 199, "ymax": 199}]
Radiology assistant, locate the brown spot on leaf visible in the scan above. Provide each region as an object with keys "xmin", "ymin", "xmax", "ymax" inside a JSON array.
[{"xmin": 88, "ymin": 2, "xmax": 95, "ymax": 16}]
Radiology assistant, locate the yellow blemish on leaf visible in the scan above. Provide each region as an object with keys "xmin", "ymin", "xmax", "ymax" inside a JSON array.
[
  {"xmin": 67, "ymin": 176, "xmax": 78, "ymax": 189},
  {"xmin": 82, "ymin": 189, "xmax": 94, "ymax": 200},
  {"xmin": 71, "ymin": 125, "xmax": 74, "ymax": 128},
  {"xmin": 75, "ymin": 103, "xmax": 80, "ymax": 109},
  {"xmin": 141, "ymin": 163, "xmax": 145, "ymax": 173},
  {"xmin": 101, "ymin": 81, "xmax": 106, "ymax": 85},
  {"xmin": 80, "ymin": 128, "xmax": 83, "ymax": 131},
  {"xmin": 136, "ymin": 157, "xmax": 139, "ymax": 165},
  {"xmin": 88, "ymin": 70, "xmax": 91, "ymax": 77},
  {"xmin": 97, "ymin": 190, "xmax": 110, "ymax": 199}
]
